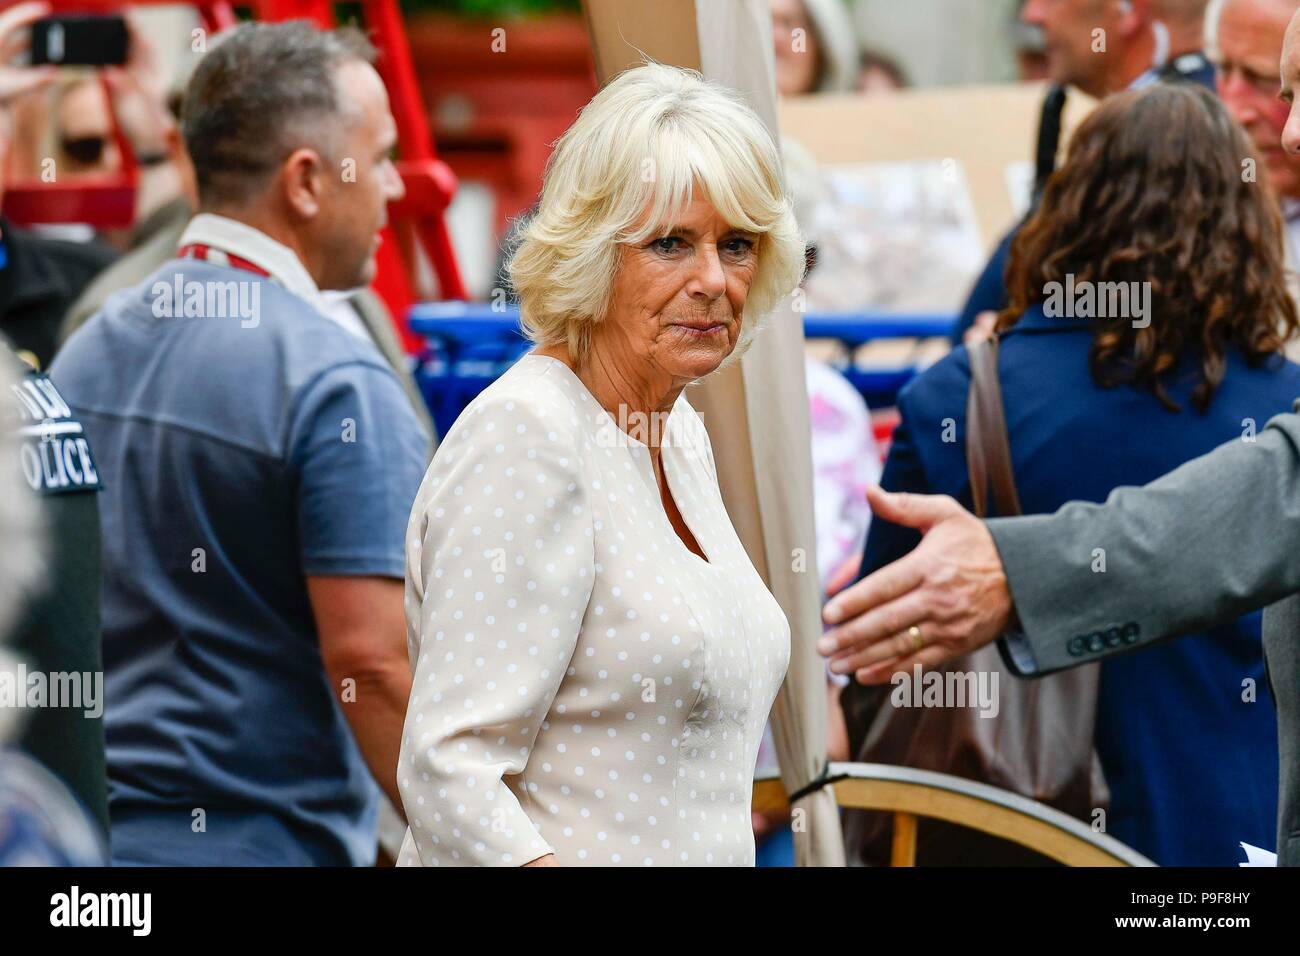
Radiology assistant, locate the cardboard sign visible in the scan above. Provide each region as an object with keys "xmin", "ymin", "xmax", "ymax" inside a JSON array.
[{"xmin": 778, "ymin": 84, "xmax": 1095, "ymax": 251}]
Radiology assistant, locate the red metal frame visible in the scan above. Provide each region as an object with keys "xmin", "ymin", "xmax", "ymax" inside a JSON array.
[{"xmin": 1, "ymin": 0, "xmax": 466, "ymax": 315}]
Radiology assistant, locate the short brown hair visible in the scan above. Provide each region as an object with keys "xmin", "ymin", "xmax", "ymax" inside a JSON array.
[
  {"xmin": 1000, "ymin": 82, "xmax": 1298, "ymax": 412},
  {"xmin": 181, "ymin": 21, "xmax": 375, "ymax": 207}
]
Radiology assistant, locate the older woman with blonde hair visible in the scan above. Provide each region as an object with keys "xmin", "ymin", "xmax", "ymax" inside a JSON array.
[{"xmin": 395, "ymin": 62, "xmax": 805, "ymax": 867}]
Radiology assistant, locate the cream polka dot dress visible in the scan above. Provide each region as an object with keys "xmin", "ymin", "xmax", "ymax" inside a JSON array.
[{"xmin": 395, "ymin": 353, "xmax": 790, "ymax": 867}]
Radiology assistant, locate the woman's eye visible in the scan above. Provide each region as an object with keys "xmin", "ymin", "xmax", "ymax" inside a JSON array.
[
  {"xmin": 653, "ymin": 237, "xmax": 683, "ymax": 254},
  {"xmin": 722, "ymin": 237, "xmax": 755, "ymax": 257}
]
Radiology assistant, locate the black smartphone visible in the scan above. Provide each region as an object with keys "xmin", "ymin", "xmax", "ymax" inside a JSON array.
[{"xmin": 30, "ymin": 15, "xmax": 129, "ymax": 67}]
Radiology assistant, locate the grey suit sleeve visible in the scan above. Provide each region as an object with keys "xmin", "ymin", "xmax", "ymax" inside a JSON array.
[{"xmin": 986, "ymin": 407, "xmax": 1300, "ymax": 675}]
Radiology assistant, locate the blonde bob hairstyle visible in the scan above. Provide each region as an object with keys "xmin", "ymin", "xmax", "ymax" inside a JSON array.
[{"xmin": 507, "ymin": 61, "xmax": 805, "ymax": 368}]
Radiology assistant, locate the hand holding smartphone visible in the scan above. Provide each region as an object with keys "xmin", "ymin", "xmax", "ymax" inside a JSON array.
[{"xmin": 30, "ymin": 14, "xmax": 129, "ymax": 68}]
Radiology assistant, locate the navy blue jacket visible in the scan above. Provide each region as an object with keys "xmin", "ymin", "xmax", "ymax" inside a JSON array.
[{"xmin": 853, "ymin": 303, "xmax": 1300, "ymax": 866}]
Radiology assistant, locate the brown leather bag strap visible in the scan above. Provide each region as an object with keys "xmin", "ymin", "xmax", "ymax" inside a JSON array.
[{"xmin": 965, "ymin": 336, "xmax": 1023, "ymax": 519}]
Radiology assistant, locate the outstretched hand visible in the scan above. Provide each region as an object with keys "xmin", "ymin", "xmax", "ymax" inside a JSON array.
[{"xmin": 817, "ymin": 486, "xmax": 1015, "ymax": 684}]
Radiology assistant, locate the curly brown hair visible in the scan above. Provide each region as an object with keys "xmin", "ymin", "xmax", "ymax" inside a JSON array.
[{"xmin": 999, "ymin": 82, "xmax": 1299, "ymax": 412}]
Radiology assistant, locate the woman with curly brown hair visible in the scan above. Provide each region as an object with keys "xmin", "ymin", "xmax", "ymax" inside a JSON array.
[{"xmin": 841, "ymin": 81, "xmax": 1300, "ymax": 866}]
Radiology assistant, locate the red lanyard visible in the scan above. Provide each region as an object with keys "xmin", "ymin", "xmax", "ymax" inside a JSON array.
[{"xmin": 177, "ymin": 243, "xmax": 272, "ymax": 279}]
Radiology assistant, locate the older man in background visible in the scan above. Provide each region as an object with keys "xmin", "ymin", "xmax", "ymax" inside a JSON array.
[
  {"xmin": 50, "ymin": 22, "xmax": 428, "ymax": 866},
  {"xmin": 1029, "ymin": 0, "xmax": 1212, "ymax": 98},
  {"xmin": 1212, "ymin": 0, "xmax": 1300, "ymax": 279}
]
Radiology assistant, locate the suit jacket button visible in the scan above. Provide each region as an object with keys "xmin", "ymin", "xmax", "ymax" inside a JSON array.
[
  {"xmin": 1104, "ymin": 626, "xmax": 1123, "ymax": 648},
  {"xmin": 1121, "ymin": 622, "xmax": 1140, "ymax": 644},
  {"xmin": 1067, "ymin": 636, "xmax": 1086, "ymax": 657},
  {"xmin": 1086, "ymin": 632, "xmax": 1105, "ymax": 653}
]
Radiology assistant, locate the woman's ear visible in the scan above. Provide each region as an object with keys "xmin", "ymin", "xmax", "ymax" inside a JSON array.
[{"xmin": 279, "ymin": 147, "xmax": 327, "ymax": 220}]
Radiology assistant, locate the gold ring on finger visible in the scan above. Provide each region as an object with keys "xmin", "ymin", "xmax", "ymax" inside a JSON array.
[{"xmin": 907, "ymin": 624, "xmax": 924, "ymax": 653}]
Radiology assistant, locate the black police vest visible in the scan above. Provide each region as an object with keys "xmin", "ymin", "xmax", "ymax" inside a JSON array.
[
  {"xmin": 9, "ymin": 365, "xmax": 102, "ymax": 496},
  {"xmin": 4, "ymin": 349, "xmax": 109, "ymax": 835}
]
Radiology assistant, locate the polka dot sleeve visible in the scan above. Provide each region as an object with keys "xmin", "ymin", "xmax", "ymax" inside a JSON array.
[{"xmin": 398, "ymin": 393, "xmax": 595, "ymax": 865}]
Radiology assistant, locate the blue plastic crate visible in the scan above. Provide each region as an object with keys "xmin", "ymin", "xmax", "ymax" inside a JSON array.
[{"xmin": 407, "ymin": 302, "xmax": 954, "ymax": 436}]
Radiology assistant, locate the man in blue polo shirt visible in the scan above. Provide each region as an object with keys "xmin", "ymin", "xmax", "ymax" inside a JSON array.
[{"xmin": 50, "ymin": 22, "xmax": 427, "ymax": 865}]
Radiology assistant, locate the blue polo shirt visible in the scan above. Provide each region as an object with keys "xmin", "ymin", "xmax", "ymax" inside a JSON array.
[{"xmin": 49, "ymin": 257, "xmax": 429, "ymax": 866}]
